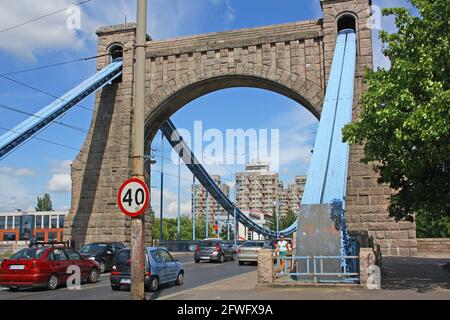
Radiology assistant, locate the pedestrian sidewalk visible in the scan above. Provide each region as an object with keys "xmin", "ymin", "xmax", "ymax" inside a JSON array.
[{"xmin": 160, "ymin": 256, "xmax": 450, "ymax": 300}]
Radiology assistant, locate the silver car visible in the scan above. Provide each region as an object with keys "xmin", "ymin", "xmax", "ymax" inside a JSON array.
[{"xmin": 237, "ymin": 241, "xmax": 273, "ymax": 265}]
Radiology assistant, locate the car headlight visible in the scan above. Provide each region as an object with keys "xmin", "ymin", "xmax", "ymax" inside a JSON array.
[{"xmin": 88, "ymin": 257, "xmax": 96, "ymax": 260}]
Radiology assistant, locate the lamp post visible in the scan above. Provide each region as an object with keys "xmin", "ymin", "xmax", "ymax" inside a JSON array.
[
  {"xmin": 130, "ymin": 0, "xmax": 147, "ymax": 300},
  {"xmin": 192, "ymin": 176, "xmax": 196, "ymax": 241},
  {"xmin": 159, "ymin": 130, "xmax": 164, "ymax": 242},
  {"xmin": 205, "ymin": 191, "xmax": 209, "ymax": 238},
  {"xmin": 177, "ymin": 156, "xmax": 181, "ymax": 241},
  {"xmin": 274, "ymin": 200, "xmax": 279, "ymax": 238}
]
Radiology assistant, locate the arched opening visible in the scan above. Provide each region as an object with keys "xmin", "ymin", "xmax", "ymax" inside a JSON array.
[
  {"xmin": 337, "ymin": 14, "xmax": 356, "ymax": 33},
  {"xmin": 109, "ymin": 44, "xmax": 124, "ymax": 61},
  {"xmin": 108, "ymin": 44, "xmax": 124, "ymax": 83},
  {"xmin": 145, "ymin": 78, "xmax": 320, "ymax": 241},
  {"xmin": 144, "ymin": 75, "xmax": 321, "ymax": 143}
]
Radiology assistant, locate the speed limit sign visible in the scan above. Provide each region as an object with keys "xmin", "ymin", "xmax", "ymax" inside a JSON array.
[{"xmin": 117, "ymin": 178, "xmax": 150, "ymax": 217}]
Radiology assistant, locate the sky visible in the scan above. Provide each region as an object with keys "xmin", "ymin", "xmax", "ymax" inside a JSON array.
[{"xmin": 0, "ymin": 0, "xmax": 413, "ymax": 216}]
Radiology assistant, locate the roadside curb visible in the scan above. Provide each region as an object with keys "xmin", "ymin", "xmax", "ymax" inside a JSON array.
[{"xmin": 157, "ymin": 271, "xmax": 257, "ymax": 300}]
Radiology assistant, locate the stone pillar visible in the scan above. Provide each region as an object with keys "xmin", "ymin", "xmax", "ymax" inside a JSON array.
[
  {"xmin": 64, "ymin": 24, "xmax": 153, "ymax": 247},
  {"xmin": 320, "ymin": 0, "xmax": 417, "ymax": 256},
  {"xmin": 257, "ymin": 249, "xmax": 274, "ymax": 286},
  {"xmin": 359, "ymin": 247, "xmax": 380, "ymax": 288}
]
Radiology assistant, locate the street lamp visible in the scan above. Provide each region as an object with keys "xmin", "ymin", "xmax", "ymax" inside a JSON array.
[{"xmin": 274, "ymin": 200, "xmax": 279, "ymax": 238}]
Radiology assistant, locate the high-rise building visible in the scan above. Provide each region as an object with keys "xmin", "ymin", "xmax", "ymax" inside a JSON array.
[
  {"xmin": 191, "ymin": 175, "xmax": 230, "ymax": 222},
  {"xmin": 235, "ymin": 162, "xmax": 283, "ymax": 217},
  {"xmin": 279, "ymin": 175, "xmax": 307, "ymax": 216}
]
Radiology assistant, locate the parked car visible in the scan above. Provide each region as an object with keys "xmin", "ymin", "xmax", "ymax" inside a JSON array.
[
  {"xmin": 79, "ymin": 242, "xmax": 126, "ymax": 273},
  {"xmin": 0, "ymin": 243, "xmax": 100, "ymax": 291},
  {"xmin": 237, "ymin": 240, "xmax": 273, "ymax": 265},
  {"xmin": 110, "ymin": 247, "xmax": 184, "ymax": 292},
  {"xmin": 194, "ymin": 239, "xmax": 236, "ymax": 263}
]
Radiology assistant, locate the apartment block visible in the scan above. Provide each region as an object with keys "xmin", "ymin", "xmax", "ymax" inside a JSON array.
[{"xmin": 191, "ymin": 175, "xmax": 230, "ymax": 221}]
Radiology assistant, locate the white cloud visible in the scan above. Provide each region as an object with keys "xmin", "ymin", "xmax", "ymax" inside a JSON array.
[
  {"xmin": 47, "ymin": 159, "xmax": 72, "ymax": 193},
  {"xmin": 0, "ymin": 0, "xmax": 215, "ymax": 60},
  {"xmin": 0, "ymin": 0, "xmax": 87, "ymax": 60},
  {"xmin": 0, "ymin": 171, "xmax": 35, "ymax": 212},
  {"xmin": 150, "ymin": 187, "xmax": 191, "ymax": 218},
  {"xmin": 48, "ymin": 173, "xmax": 71, "ymax": 192},
  {"xmin": 0, "ymin": 166, "xmax": 36, "ymax": 177}
]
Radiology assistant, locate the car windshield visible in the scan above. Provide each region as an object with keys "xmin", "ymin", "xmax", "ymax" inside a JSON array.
[
  {"xmin": 79, "ymin": 243, "xmax": 107, "ymax": 254},
  {"xmin": 115, "ymin": 250, "xmax": 131, "ymax": 263},
  {"xmin": 242, "ymin": 242, "xmax": 265, "ymax": 248},
  {"xmin": 199, "ymin": 240, "xmax": 218, "ymax": 247},
  {"xmin": 10, "ymin": 248, "xmax": 47, "ymax": 260}
]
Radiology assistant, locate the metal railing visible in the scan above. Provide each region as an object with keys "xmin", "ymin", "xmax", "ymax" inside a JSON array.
[{"xmin": 274, "ymin": 255, "xmax": 360, "ymax": 283}]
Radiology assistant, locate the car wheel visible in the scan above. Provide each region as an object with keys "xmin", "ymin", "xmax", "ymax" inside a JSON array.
[
  {"xmin": 175, "ymin": 272, "xmax": 184, "ymax": 285},
  {"xmin": 99, "ymin": 260, "xmax": 106, "ymax": 273},
  {"xmin": 111, "ymin": 284, "xmax": 121, "ymax": 291},
  {"xmin": 148, "ymin": 276, "xmax": 159, "ymax": 292},
  {"xmin": 238, "ymin": 261, "xmax": 244, "ymax": 266},
  {"xmin": 219, "ymin": 254, "xmax": 224, "ymax": 264},
  {"xmin": 47, "ymin": 274, "xmax": 58, "ymax": 290},
  {"xmin": 88, "ymin": 268, "xmax": 99, "ymax": 283},
  {"xmin": 194, "ymin": 259, "xmax": 200, "ymax": 263},
  {"xmin": 8, "ymin": 286, "xmax": 19, "ymax": 292}
]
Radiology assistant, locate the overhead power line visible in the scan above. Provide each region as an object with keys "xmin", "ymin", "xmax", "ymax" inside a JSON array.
[
  {"xmin": 0, "ymin": 103, "xmax": 88, "ymax": 133},
  {"xmin": 0, "ymin": 126, "xmax": 79, "ymax": 152},
  {"xmin": 0, "ymin": 0, "xmax": 93, "ymax": 34},
  {"xmin": 0, "ymin": 74, "xmax": 94, "ymax": 112},
  {"xmin": 0, "ymin": 49, "xmax": 129, "ymax": 76}
]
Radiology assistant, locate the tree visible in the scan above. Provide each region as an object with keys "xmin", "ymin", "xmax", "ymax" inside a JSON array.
[
  {"xmin": 415, "ymin": 210, "xmax": 450, "ymax": 238},
  {"xmin": 35, "ymin": 193, "xmax": 53, "ymax": 211},
  {"xmin": 342, "ymin": 0, "xmax": 449, "ymax": 222},
  {"xmin": 279, "ymin": 209, "xmax": 297, "ymax": 230}
]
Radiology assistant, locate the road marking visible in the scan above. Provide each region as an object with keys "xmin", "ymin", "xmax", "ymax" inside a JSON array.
[{"xmin": 157, "ymin": 271, "xmax": 257, "ymax": 300}]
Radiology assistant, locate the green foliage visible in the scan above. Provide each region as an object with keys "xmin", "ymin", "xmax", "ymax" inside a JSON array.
[
  {"xmin": 266, "ymin": 209, "xmax": 298, "ymax": 232},
  {"xmin": 415, "ymin": 210, "xmax": 450, "ymax": 238},
  {"xmin": 343, "ymin": 0, "xmax": 450, "ymax": 221},
  {"xmin": 151, "ymin": 212, "xmax": 215, "ymax": 240},
  {"xmin": 35, "ymin": 193, "xmax": 53, "ymax": 212}
]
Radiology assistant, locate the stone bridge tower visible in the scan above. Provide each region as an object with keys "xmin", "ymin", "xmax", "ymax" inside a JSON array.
[{"xmin": 64, "ymin": 0, "xmax": 417, "ymax": 256}]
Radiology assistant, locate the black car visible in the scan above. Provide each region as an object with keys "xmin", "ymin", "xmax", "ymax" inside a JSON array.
[
  {"xmin": 194, "ymin": 239, "xmax": 236, "ymax": 263},
  {"xmin": 79, "ymin": 242, "xmax": 126, "ymax": 273}
]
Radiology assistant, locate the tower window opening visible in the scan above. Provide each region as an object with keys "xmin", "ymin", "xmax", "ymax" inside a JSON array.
[{"xmin": 337, "ymin": 15, "xmax": 356, "ymax": 32}]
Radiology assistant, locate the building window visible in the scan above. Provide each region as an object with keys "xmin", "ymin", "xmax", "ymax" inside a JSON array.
[
  {"xmin": 14, "ymin": 216, "xmax": 21, "ymax": 229},
  {"xmin": 59, "ymin": 215, "xmax": 65, "ymax": 229},
  {"xmin": 51, "ymin": 216, "xmax": 58, "ymax": 229},
  {"xmin": 0, "ymin": 216, "xmax": 5, "ymax": 230},
  {"xmin": 43, "ymin": 215, "xmax": 50, "ymax": 228},
  {"xmin": 6, "ymin": 216, "xmax": 13, "ymax": 230},
  {"xmin": 36, "ymin": 215, "xmax": 42, "ymax": 229},
  {"xmin": 2, "ymin": 232, "xmax": 16, "ymax": 241},
  {"xmin": 48, "ymin": 232, "xmax": 58, "ymax": 242},
  {"xmin": 35, "ymin": 232, "xmax": 45, "ymax": 241}
]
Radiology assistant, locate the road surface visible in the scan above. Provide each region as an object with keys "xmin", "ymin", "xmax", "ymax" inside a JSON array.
[{"xmin": 0, "ymin": 254, "xmax": 256, "ymax": 300}]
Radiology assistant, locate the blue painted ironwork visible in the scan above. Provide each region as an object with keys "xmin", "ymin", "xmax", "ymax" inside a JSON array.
[
  {"xmin": 275, "ymin": 255, "xmax": 359, "ymax": 283},
  {"xmin": 160, "ymin": 29, "xmax": 357, "ymax": 240},
  {"xmin": 0, "ymin": 59, "xmax": 123, "ymax": 160}
]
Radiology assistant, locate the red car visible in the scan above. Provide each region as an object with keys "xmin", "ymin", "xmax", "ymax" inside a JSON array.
[{"xmin": 0, "ymin": 244, "xmax": 100, "ymax": 291}]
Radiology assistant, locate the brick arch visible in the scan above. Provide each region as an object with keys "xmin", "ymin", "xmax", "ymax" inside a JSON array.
[{"xmin": 143, "ymin": 66, "xmax": 323, "ymax": 142}]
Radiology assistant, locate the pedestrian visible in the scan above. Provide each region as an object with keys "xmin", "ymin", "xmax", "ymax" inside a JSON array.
[
  {"xmin": 274, "ymin": 235, "xmax": 291, "ymax": 273},
  {"xmin": 29, "ymin": 235, "xmax": 37, "ymax": 248}
]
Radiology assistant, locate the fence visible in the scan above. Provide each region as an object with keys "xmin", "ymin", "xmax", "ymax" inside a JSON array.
[{"xmin": 274, "ymin": 255, "xmax": 360, "ymax": 283}]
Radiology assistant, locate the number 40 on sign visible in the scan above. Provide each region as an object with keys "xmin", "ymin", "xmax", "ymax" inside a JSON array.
[{"xmin": 117, "ymin": 178, "xmax": 150, "ymax": 217}]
